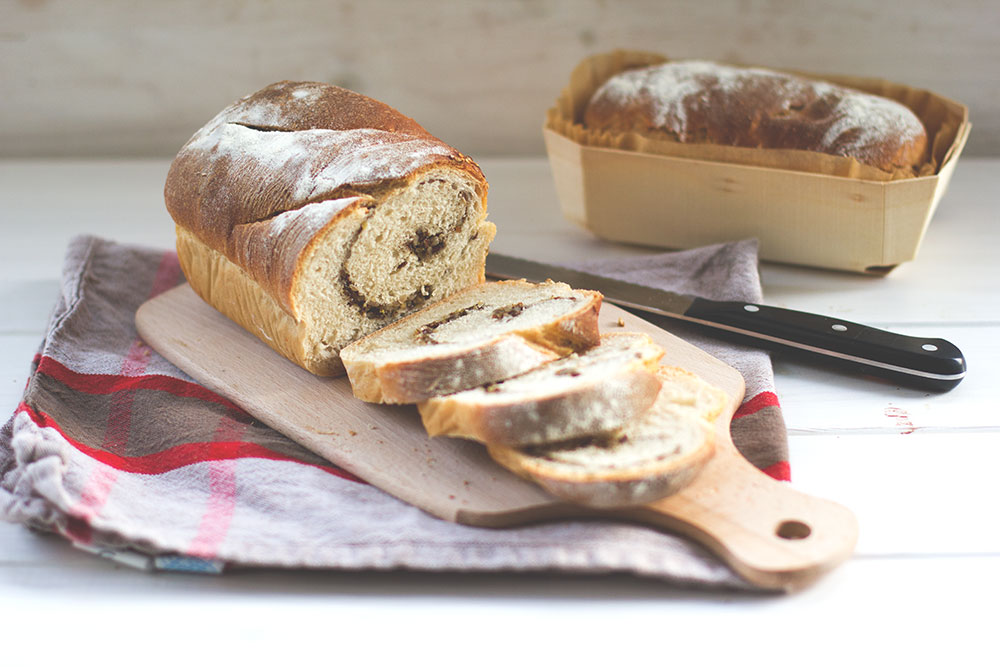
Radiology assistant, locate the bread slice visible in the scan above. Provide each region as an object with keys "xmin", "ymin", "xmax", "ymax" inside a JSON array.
[
  {"xmin": 166, "ymin": 81, "xmax": 495, "ymax": 376},
  {"xmin": 486, "ymin": 366, "xmax": 728, "ymax": 508},
  {"xmin": 340, "ymin": 280, "xmax": 602, "ymax": 404},
  {"xmin": 418, "ymin": 332, "xmax": 664, "ymax": 447}
]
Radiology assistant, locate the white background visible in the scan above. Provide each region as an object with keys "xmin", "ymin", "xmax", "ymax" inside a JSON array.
[{"xmin": 2, "ymin": 0, "xmax": 997, "ymax": 157}]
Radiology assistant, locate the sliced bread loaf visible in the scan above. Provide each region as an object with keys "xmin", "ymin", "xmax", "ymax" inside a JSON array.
[
  {"xmin": 418, "ymin": 332, "xmax": 664, "ymax": 447},
  {"xmin": 486, "ymin": 366, "xmax": 728, "ymax": 508},
  {"xmin": 340, "ymin": 280, "xmax": 602, "ymax": 403},
  {"xmin": 166, "ymin": 81, "xmax": 495, "ymax": 376}
]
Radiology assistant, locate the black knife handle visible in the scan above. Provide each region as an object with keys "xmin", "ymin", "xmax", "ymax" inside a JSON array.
[{"xmin": 684, "ymin": 298, "xmax": 967, "ymax": 392}]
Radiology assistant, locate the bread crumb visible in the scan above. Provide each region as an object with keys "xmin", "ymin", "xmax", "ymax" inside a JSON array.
[{"xmin": 617, "ymin": 317, "xmax": 625, "ymax": 327}]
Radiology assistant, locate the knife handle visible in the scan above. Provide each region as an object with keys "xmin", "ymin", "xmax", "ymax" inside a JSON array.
[{"xmin": 683, "ymin": 298, "xmax": 967, "ymax": 392}]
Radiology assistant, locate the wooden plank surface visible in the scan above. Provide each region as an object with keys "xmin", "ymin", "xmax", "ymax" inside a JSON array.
[{"xmin": 2, "ymin": 1, "xmax": 997, "ymax": 158}]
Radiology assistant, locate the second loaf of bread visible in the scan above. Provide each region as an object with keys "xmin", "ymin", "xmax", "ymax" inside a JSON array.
[{"xmin": 583, "ymin": 60, "xmax": 928, "ymax": 174}]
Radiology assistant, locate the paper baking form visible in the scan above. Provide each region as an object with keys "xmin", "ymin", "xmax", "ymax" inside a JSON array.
[{"xmin": 544, "ymin": 50, "xmax": 971, "ymax": 274}]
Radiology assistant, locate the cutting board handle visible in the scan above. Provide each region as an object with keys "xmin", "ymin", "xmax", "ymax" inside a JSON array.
[{"xmin": 612, "ymin": 439, "xmax": 858, "ymax": 591}]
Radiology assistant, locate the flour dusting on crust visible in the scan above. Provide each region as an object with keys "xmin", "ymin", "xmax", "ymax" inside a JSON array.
[
  {"xmin": 188, "ymin": 123, "xmax": 453, "ymax": 203},
  {"xmin": 176, "ymin": 79, "xmax": 458, "ymax": 221}
]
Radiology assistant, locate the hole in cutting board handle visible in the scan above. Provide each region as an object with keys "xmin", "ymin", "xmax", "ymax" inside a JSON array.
[{"xmin": 776, "ymin": 520, "xmax": 812, "ymax": 540}]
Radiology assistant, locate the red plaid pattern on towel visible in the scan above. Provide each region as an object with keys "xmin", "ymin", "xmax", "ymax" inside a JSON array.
[
  {"xmin": 2, "ymin": 238, "xmax": 364, "ymax": 566},
  {"xmin": 0, "ymin": 235, "xmax": 785, "ymax": 589}
]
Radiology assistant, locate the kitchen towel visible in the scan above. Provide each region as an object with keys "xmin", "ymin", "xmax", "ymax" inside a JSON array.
[{"xmin": 0, "ymin": 235, "xmax": 786, "ymax": 589}]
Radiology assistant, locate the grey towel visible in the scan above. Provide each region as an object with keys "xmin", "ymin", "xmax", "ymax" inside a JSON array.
[{"xmin": 0, "ymin": 235, "xmax": 786, "ymax": 589}]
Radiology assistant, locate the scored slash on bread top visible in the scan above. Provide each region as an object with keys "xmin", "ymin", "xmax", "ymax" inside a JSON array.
[
  {"xmin": 340, "ymin": 280, "xmax": 603, "ymax": 403},
  {"xmin": 583, "ymin": 60, "xmax": 928, "ymax": 173},
  {"xmin": 418, "ymin": 332, "xmax": 665, "ymax": 447},
  {"xmin": 486, "ymin": 366, "xmax": 727, "ymax": 508}
]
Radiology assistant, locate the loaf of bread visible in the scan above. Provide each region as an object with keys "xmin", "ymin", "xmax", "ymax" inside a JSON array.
[
  {"xmin": 418, "ymin": 332, "xmax": 664, "ymax": 447},
  {"xmin": 165, "ymin": 81, "xmax": 496, "ymax": 376},
  {"xmin": 340, "ymin": 280, "xmax": 603, "ymax": 404},
  {"xmin": 583, "ymin": 60, "xmax": 928, "ymax": 173},
  {"xmin": 486, "ymin": 366, "xmax": 727, "ymax": 508}
]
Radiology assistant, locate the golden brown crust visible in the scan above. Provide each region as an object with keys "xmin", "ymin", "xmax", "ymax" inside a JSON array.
[
  {"xmin": 175, "ymin": 225, "xmax": 346, "ymax": 375},
  {"xmin": 218, "ymin": 81, "xmax": 437, "ymax": 137},
  {"xmin": 583, "ymin": 61, "xmax": 928, "ymax": 173}
]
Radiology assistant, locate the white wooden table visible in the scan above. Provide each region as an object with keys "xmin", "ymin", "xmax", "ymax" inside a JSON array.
[{"xmin": 1, "ymin": 158, "xmax": 997, "ymax": 664}]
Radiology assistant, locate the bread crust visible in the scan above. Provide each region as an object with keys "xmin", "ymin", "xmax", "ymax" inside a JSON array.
[{"xmin": 583, "ymin": 61, "xmax": 928, "ymax": 173}]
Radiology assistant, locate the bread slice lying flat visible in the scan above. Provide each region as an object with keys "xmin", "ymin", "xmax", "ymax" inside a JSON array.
[
  {"xmin": 418, "ymin": 332, "xmax": 664, "ymax": 447},
  {"xmin": 486, "ymin": 366, "xmax": 728, "ymax": 508},
  {"xmin": 340, "ymin": 280, "xmax": 602, "ymax": 403}
]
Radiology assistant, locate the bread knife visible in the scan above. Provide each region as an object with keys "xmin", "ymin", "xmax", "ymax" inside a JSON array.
[{"xmin": 485, "ymin": 253, "xmax": 967, "ymax": 392}]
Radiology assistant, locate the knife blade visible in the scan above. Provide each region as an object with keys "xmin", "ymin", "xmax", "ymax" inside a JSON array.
[{"xmin": 485, "ymin": 253, "xmax": 967, "ymax": 392}]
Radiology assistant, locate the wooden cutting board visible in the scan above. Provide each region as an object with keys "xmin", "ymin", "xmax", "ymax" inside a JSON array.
[{"xmin": 136, "ymin": 284, "xmax": 857, "ymax": 591}]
